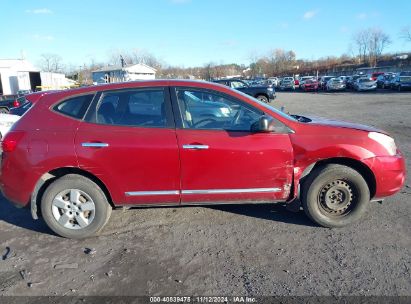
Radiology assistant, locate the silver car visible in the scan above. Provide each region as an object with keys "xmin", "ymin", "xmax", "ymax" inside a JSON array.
[
  {"xmin": 354, "ymin": 78, "xmax": 377, "ymax": 91},
  {"xmin": 326, "ymin": 78, "xmax": 346, "ymax": 91},
  {"xmin": 279, "ymin": 77, "xmax": 295, "ymax": 90}
]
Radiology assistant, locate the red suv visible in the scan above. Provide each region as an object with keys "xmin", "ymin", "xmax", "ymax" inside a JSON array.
[{"xmin": 0, "ymin": 80, "xmax": 406, "ymax": 238}]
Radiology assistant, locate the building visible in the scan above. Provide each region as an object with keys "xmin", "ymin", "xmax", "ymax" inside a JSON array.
[
  {"xmin": 0, "ymin": 59, "xmax": 75, "ymax": 96},
  {"xmin": 92, "ymin": 63, "xmax": 156, "ymax": 84},
  {"xmin": 0, "ymin": 59, "xmax": 39, "ymax": 95}
]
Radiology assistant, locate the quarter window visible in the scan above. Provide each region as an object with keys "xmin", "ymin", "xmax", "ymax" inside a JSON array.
[
  {"xmin": 54, "ymin": 94, "xmax": 94, "ymax": 119},
  {"xmin": 176, "ymin": 89, "xmax": 263, "ymax": 131}
]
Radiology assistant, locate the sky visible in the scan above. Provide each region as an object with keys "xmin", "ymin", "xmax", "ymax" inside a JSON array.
[{"xmin": 1, "ymin": 0, "xmax": 411, "ymax": 68}]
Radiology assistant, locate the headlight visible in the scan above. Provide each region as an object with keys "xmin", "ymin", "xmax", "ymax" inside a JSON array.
[
  {"xmin": 368, "ymin": 132, "xmax": 397, "ymax": 156},
  {"xmin": 0, "ymin": 121, "xmax": 15, "ymax": 128}
]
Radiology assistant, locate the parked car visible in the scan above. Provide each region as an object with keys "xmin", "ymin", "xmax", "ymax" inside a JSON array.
[
  {"xmin": 17, "ymin": 89, "xmax": 33, "ymax": 97},
  {"xmin": 302, "ymin": 79, "xmax": 319, "ymax": 91},
  {"xmin": 9, "ymin": 91, "xmax": 55, "ymax": 116},
  {"xmin": 369, "ymin": 72, "xmax": 385, "ymax": 81},
  {"xmin": 299, "ymin": 76, "xmax": 315, "ymax": 89},
  {"xmin": 267, "ymin": 77, "xmax": 279, "ymax": 88},
  {"xmin": 347, "ymin": 75, "xmax": 362, "ymax": 89},
  {"xmin": 339, "ymin": 76, "xmax": 348, "ymax": 83},
  {"xmin": 279, "ymin": 77, "xmax": 295, "ymax": 91},
  {"xmin": 214, "ymin": 79, "xmax": 275, "ymax": 103},
  {"xmin": 326, "ymin": 78, "xmax": 346, "ymax": 91},
  {"xmin": 377, "ymin": 74, "xmax": 395, "ymax": 89},
  {"xmin": 0, "ymin": 113, "xmax": 20, "ymax": 139},
  {"xmin": 391, "ymin": 75, "xmax": 411, "ymax": 91},
  {"xmin": 319, "ymin": 76, "xmax": 334, "ymax": 90},
  {"xmin": 0, "ymin": 97, "xmax": 21, "ymax": 113},
  {"xmin": 354, "ymin": 78, "xmax": 377, "ymax": 91},
  {"xmin": 376, "ymin": 74, "xmax": 386, "ymax": 88},
  {"xmin": 0, "ymin": 80, "xmax": 405, "ymax": 238}
]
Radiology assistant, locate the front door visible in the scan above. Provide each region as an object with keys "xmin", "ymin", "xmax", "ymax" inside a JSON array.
[
  {"xmin": 75, "ymin": 87, "xmax": 180, "ymax": 206},
  {"xmin": 172, "ymin": 87, "xmax": 294, "ymax": 204}
]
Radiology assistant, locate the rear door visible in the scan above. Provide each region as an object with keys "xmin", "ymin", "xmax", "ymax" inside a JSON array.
[
  {"xmin": 75, "ymin": 87, "xmax": 181, "ymax": 206},
  {"xmin": 172, "ymin": 87, "xmax": 294, "ymax": 204}
]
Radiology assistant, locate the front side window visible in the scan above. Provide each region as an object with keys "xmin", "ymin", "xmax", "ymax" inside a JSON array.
[
  {"xmin": 176, "ymin": 89, "xmax": 263, "ymax": 131},
  {"xmin": 54, "ymin": 94, "xmax": 94, "ymax": 119},
  {"xmin": 92, "ymin": 88, "xmax": 167, "ymax": 128}
]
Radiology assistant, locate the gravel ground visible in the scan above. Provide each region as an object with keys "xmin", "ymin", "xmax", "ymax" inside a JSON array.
[{"xmin": 0, "ymin": 90, "xmax": 410, "ymax": 297}]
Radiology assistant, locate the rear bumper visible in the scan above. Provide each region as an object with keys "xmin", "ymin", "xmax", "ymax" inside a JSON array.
[{"xmin": 363, "ymin": 152, "xmax": 406, "ymax": 199}]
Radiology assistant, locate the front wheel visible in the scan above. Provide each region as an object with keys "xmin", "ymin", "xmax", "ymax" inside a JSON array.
[
  {"xmin": 301, "ymin": 164, "xmax": 370, "ymax": 228},
  {"xmin": 256, "ymin": 95, "xmax": 269, "ymax": 103},
  {"xmin": 41, "ymin": 174, "xmax": 112, "ymax": 239}
]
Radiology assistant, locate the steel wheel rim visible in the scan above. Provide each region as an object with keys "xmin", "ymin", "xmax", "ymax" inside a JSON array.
[
  {"xmin": 51, "ymin": 189, "xmax": 96, "ymax": 230},
  {"xmin": 317, "ymin": 179, "xmax": 357, "ymax": 217}
]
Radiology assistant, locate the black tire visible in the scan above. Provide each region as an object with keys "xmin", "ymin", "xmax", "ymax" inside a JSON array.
[
  {"xmin": 256, "ymin": 95, "xmax": 269, "ymax": 103},
  {"xmin": 301, "ymin": 164, "xmax": 370, "ymax": 228},
  {"xmin": 41, "ymin": 174, "xmax": 112, "ymax": 239},
  {"xmin": 0, "ymin": 108, "xmax": 9, "ymax": 114}
]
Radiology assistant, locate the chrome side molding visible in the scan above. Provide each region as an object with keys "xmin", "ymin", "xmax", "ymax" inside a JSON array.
[
  {"xmin": 181, "ymin": 188, "xmax": 281, "ymax": 194},
  {"xmin": 125, "ymin": 188, "xmax": 281, "ymax": 196},
  {"xmin": 125, "ymin": 190, "xmax": 180, "ymax": 196}
]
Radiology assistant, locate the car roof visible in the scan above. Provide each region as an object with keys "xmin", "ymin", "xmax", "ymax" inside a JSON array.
[
  {"xmin": 24, "ymin": 91, "xmax": 58, "ymax": 103},
  {"xmin": 32, "ymin": 80, "xmax": 245, "ymax": 107}
]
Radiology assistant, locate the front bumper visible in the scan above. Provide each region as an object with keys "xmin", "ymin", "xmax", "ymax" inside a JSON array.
[
  {"xmin": 358, "ymin": 85, "xmax": 377, "ymax": 91},
  {"xmin": 329, "ymin": 86, "xmax": 346, "ymax": 90},
  {"xmin": 363, "ymin": 152, "xmax": 406, "ymax": 199},
  {"xmin": 304, "ymin": 85, "xmax": 318, "ymax": 90}
]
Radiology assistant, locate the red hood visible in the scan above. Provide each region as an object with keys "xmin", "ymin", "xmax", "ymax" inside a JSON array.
[{"xmin": 305, "ymin": 116, "xmax": 387, "ymax": 134}]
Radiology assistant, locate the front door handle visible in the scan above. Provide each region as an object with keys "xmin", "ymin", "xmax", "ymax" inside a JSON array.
[
  {"xmin": 182, "ymin": 144, "xmax": 209, "ymax": 150},
  {"xmin": 81, "ymin": 142, "xmax": 109, "ymax": 148}
]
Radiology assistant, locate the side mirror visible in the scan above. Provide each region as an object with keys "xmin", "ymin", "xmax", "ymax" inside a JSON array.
[{"xmin": 251, "ymin": 116, "xmax": 272, "ymax": 133}]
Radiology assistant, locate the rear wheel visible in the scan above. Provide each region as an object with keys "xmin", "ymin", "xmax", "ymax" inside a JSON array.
[
  {"xmin": 41, "ymin": 174, "xmax": 112, "ymax": 239},
  {"xmin": 301, "ymin": 164, "xmax": 370, "ymax": 228},
  {"xmin": 256, "ymin": 95, "xmax": 269, "ymax": 103}
]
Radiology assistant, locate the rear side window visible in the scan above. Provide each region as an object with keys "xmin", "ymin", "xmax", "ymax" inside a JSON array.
[
  {"xmin": 54, "ymin": 94, "xmax": 94, "ymax": 119},
  {"xmin": 86, "ymin": 88, "xmax": 168, "ymax": 128}
]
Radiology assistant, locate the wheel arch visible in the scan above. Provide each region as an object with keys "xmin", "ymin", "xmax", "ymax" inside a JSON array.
[
  {"xmin": 31, "ymin": 167, "xmax": 115, "ymax": 219},
  {"xmin": 255, "ymin": 93, "xmax": 269, "ymax": 100},
  {"xmin": 297, "ymin": 157, "xmax": 377, "ymax": 200}
]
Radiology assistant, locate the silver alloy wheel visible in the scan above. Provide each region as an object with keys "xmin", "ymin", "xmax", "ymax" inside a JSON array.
[{"xmin": 51, "ymin": 189, "xmax": 96, "ymax": 230}]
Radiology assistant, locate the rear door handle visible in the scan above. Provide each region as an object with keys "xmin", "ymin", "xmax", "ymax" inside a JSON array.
[
  {"xmin": 81, "ymin": 142, "xmax": 109, "ymax": 148},
  {"xmin": 182, "ymin": 144, "xmax": 209, "ymax": 150}
]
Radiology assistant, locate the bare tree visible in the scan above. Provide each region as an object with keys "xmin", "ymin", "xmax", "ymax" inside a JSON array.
[
  {"xmin": 367, "ymin": 28, "xmax": 391, "ymax": 67},
  {"xmin": 38, "ymin": 53, "xmax": 64, "ymax": 72},
  {"xmin": 352, "ymin": 30, "xmax": 370, "ymax": 63},
  {"xmin": 352, "ymin": 28, "xmax": 391, "ymax": 66}
]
